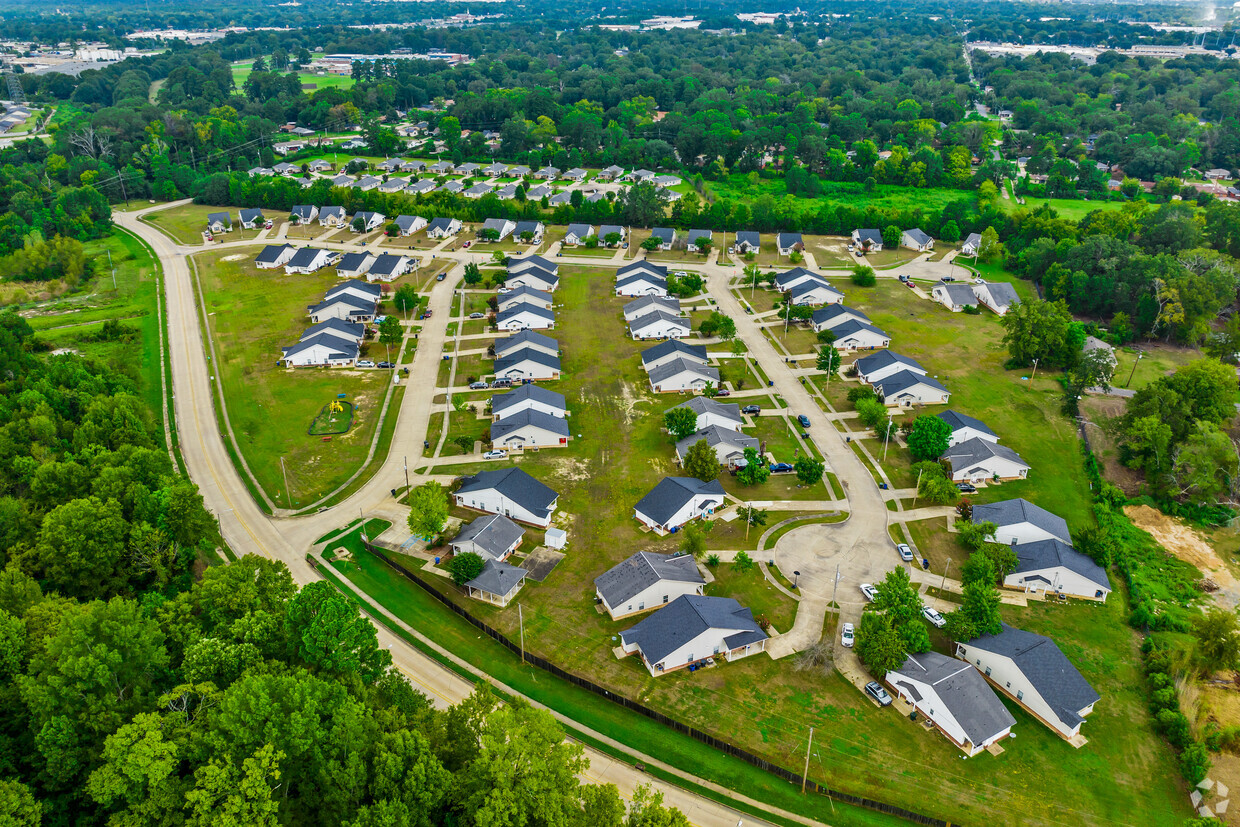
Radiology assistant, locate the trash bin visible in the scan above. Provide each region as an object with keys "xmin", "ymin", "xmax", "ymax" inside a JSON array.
[
  {"xmin": 434, "ymin": 557, "xmax": 440, "ymax": 565},
  {"xmin": 391, "ymin": 488, "xmax": 398, "ymax": 497},
  {"xmin": 879, "ymin": 482, "xmax": 888, "ymax": 490}
]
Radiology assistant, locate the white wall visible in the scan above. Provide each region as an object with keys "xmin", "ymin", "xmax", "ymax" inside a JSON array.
[
  {"xmin": 496, "ymin": 361, "xmax": 558, "ymax": 381},
  {"xmin": 949, "ymin": 457, "xmax": 1029, "ymax": 482},
  {"xmin": 454, "ymin": 489, "xmax": 553, "ymax": 528},
  {"xmin": 631, "ymin": 321, "xmax": 688, "ymax": 340},
  {"xmin": 956, "ymin": 645, "xmax": 1091, "ymax": 739},
  {"xmin": 988, "ymin": 524, "xmax": 1063, "ymax": 546},
  {"xmin": 651, "ymin": 373, "xmax": 710, "ymax": 392},
  {"xmin": 946, "ymin": 426, "xmax": 998, "ymax": 447},
  {"xmin": 602, "ymin": 580, "xmax": 704, "ymax": 620},
  {"xmin": 1004, "ymin": 567, "xmax": 1109, "ymax": 601},
  {"xmin": 494, "ymin": 425, "xmax": 567, "ymax": 450}
]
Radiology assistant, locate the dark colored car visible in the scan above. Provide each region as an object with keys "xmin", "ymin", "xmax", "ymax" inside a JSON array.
[
  {"xmin": 798, "ymin": 414, "xmax": 811, "ymax": 428},
  {"xmin": 468, "ymin": 381, "xmax": 489, "ymax": 390},
  {"xmin": 769, "ymin": 463, "xmax": 794, "ymax": 473},
  {"xmin": 714, "ymin": 388, "xmax": 730, "ymax": 397},
  {"xmin": 491, "ymin": 379, "xmax": 513, "ymax": 388},
  {"xmin": 956, "ymin": 482, "xmax": 977, "ymax": 493},
  {"xmin": 376, "ymin": 361, "xmax": 394, "ymax": 369},
  {"xmin": 436, "ymin": 273, "xmax": 447, "ymax": 281},
  {"xmin": 898, "ymin": 274, "xmax": 909, "ymax": 283},
  {"xmin": 741, "ymin": 404, "xmax": 761, "ymax": 415}
]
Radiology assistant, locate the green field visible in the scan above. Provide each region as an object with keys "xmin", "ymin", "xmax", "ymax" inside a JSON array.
[
  {"xmin": 708, "ymin": 176, "xmax": 969, "ymax": 219},
  {"xmin": 145, "ymin": 204, "xmax": 271, "ymax": 246},
  {"xmin": 231, "ymin": 60, "xmax": 356, "ymax": 91},
  {"xmin": 193, "ymin": 249, "xmax": 393, "ymax": 507},
  {"xmin": 1000, "ymin": 196, "xmax": 1130, "ymax": 223}
]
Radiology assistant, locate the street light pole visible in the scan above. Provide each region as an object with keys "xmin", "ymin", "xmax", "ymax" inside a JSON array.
[
  {"xmin": 1030, "ymin": 357, "xmax": 1039, "ymax": 383},
  {"xmin": 830, "ymin": 563, "xmax": 840, "ymax": 609},
  {"xmin": 1125, "ymin": 352, "xmax": 1143, "ymax": 388},
  {"xmin": 883, "ymin": 417, "xmax": 893, "ymax": 461},
  {"xmin": 940, "ymin": 557, "xmax": 952, "ymax": 606}
]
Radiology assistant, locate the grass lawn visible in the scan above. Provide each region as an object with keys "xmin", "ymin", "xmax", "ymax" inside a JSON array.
[
  {"xmin": 905, "ymin": 517, "xmax": 959, "ymax": 578},
  {"xmin": 704, "ymin": 562, "xmax": 798, "ymax": 632},
  {"xmin": 1112, "ymin": 342, "xmax": 1202, "ymax": 392},
  {"xmin": 714, "ymin": 356, "xmax": 765, "ymax": 392},
  {"xmin": 193, "ymin": 249, "xmax": 392, "ymax": 506},
  {"xmin": 1000, "ymin": 196, "xmax": 1130, "ymax": 223},
  {"xmin": 728, "ymin": 241, "xmax": 795, "ymax": 268},
  {"xmin": 750, "ymin": 414, "xmax": 813, "ymax": 463},
  {"xmin": 144, "ymin": 204, "xmax": 268, "ymax": 246},
  {"xmin": 707, "ymin": 176, "xmax": 967, "ymax": 222},
  {"xmin": 738, "ymin": 285, "xmax": 781, "ymax": 314},
  {"xmin": 766, "ymin": 322, "xmax": 819, "ymax": 356},
  {"xmin": 231, "ymin": 59, "xmax": 355, "ymax": 91}
]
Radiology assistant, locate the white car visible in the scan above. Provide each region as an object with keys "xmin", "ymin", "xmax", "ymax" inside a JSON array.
[
  {"xmin": 841, "ymin": 622, "xmax": 855, "ymax": 647},
  {"xmin": 922, "ymin": 607, "xmax": 946, "ymax": 628},
  {"xmin": 357, "ymin": 360, "xmax": 375, "ymax": 368},
  {"xmin": 860, "ymin": 583, "xmax": 877, "ymax": 602},
  {"xmin": 482, "ymin": 450, "xmax": 506, "ymax": 459},
  {"xmin": 469, "ymin": 312, "xmax": 485, "ymax": 319},
  {"xmin": 897, "ymin": 543, "xmax": 914, "ymax": 562}
]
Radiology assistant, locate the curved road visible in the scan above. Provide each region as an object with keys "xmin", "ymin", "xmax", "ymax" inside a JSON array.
[{"xmin": 115, "ymin": 204, "xmax": 795, "ymax": 827}]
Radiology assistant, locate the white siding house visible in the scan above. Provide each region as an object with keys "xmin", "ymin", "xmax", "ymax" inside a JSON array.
[{"xmin": 594, "ymin": 552, "xmax": 705, "ymax": 620}]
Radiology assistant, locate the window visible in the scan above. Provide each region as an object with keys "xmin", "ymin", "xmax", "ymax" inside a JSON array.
[
  {"xmin": 638, "ymin": 602, "xmax": 644, "ymax": 610},
  {"xmin": 1017, "ymin": 690, "xmax": 1024, "ymax": 701},
  {"xmin": 984, "ymin": 667, "xmax": 991, "ymax": 677},
  {"xmin": 662, "ymin": 595, "xmax": 669, "ymax": 604}
]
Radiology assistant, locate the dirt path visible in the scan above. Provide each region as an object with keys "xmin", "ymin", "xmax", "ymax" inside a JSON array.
[{"xmin": 1124, "ymin": 505, "xmax": 1240, "ymax": 609}]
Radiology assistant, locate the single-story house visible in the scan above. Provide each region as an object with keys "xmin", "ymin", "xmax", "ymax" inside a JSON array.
[
  {"xmin": 299, "ymin": 318, "xmax": 365, "ymax": 348},
  {"xmin": 307, "ymin": 159, "xmax": 332, "ymax": 172},
  {"xmin": 972, "ymin": 498, "xmax": 1071, "ymax": 546},
  {"xmin": 325, "ymin": 280, "xmax": 383, "ymax": 305},
  {"xmin": 829, "ymin": 319, "xmax": 891, "ymax": 351},
  {"xmin": 1083, "ymin": 336, "xmax": 1117, "ymax": 369},
  {"xmin": 634, "ymin": 476, "xmax": 727, "ymax": 534},
  {"xmin": 508, "ymin": 165, "xmax": 531, "ymax": 177},
  {"xmin": 597, "ymin": 165, "xmax": 625, "ymax": 181},
  {"xmin": 454, "ymin": 467, "xmax": 559, "ymax": 528},
  {"xmin": 428, "ymin": 161, "xmax": 454, "ymax": 174},
  {"xmin": 426, "ymin": 217, "xmax": 462, "ymax": 238},
  {"xmin": 491, "ymin": 409, "xmax": 571, "ymax": 452},
  {"xmin": 811, "ymin": 304, "xmax": 871, "ymax": 334},
  {"xmin": 776, "ymin": 232, "xmax": 804, "ymax": 255},
  {"xmin": 852, "ymin": 228, "xmax": 884, "ymax": 251},
  {"xmin": 627, "ymin": 169, "xmax": 655, "ymax": 183},
  {"xmin": 465, "ymin": 559, "xmax": 528, "ymax": 607},
  {"xmin": 598, "ymin": 225, "xmax": 626, "ymax": 245},
  {"xmin": 624, "ymin": 295, "xmax": 680, "ymax": 322},
  {"xmin": 937, "ymin": 410, "xmax": 998, "ymax": 447},
  {"xmin": 355, "ymin": 176, "xmax": 383, "ymax": 192},
  {"xmin": 513, "ymin": 221, "xmax": 545, "ymax": 244},
  {"xmin": 438, "ymin": 180, "xmax": 464, "ymax": 194},
  {"xmin": 483, "ymin": 162, "xmax": 508, "ymax": 176},
  {"xmin": 563, "ymin": 224, "xmax": 595, "ymax": 246},
  {"xmin": 873, "ymin": 370, "xmax": 950, "ymax": 407},
  {"xmin": 330, "ymin": 174, "xmax": 355, "ymax": 188},
  {"xmin": 530, "ymin": 185, "xmax": 555, "ymax": 200},
  {"xmin": 972, "ymin": 282, "xmax": 1021, "ymax": 316},
  {"xmin": 367, "ymin": 253, "xmax": 410, "ymax": 282},
  {"xmin": 496, "ymin": 302, "xmax": 555, "ymax": 331},
  {"xmin": 941, "ymin": 437, "xmax": 1030, "ymax": 483},
  {"xmin": 649, "ymin": 227, "xmax": 676, "ymax": 250},
  {"xmin": 1204, "ymin": 168, "xmax": 1232, "ymax": 181},
  {"xmin": 648, "ymin": 359, "xmax": 720, "ymax": 393},
  {"xmin": 774, "ymin": 267, "xmax": 829, "ymax": 293},
  {"xmin": 854, "ymin": 350, "xmax": 927, "ymax": 385},
  {"xmin": 285, "ymin": 247, "xmax": 336, "ymax": 276},
  {"xmin": 493, "ymin": 348, "xmax": 562, "ymax": 381},
  {"xmin": 685, "ymin": 229, "xmax": 713, "ymax": 250},
  {"xmin": 353, "ymin": 211, "xmax": 385, "ymax": 231},
  {"xmin": 669, "ymin": 396, "xmax": 743, "ymax": 432},
  {"xmin": 506, "ymin": 266, "xmax": 560, "ymax": 293},
  {"xmin": 307, "ymin": 293, "xmax": 377, "ymax": 324},
  {"xmin": 494, "ymin": 330, "xmax": 559, "ymax": 360},
  {"xmin": 508, "ymin": 255, "xmax": 559, "ymax": 277},
  {"xmin": 255, "ymin": 244, "xmax": 296, "ymax": 269},
  {"xmin": 733, "ymin": 231, "xmax": 761, "ymax": 253},
  {"xmin": 562, "ymin": 168, "xmax": 588, "ymax": 182},
  {"xmin": 534, "ymin": 166, "xmax": 560, "ymax": 180},
  {"xmin": 319, "ymin": 206, "xmax": 347, "ymax": 227},
  {"xmin": 377, "ymin": 158, "xmax": 404, "ymax": 172},
  {"xmin": 407, "ymin": 180, "xmax": 438, "ymax": 195},
  {"xmin": 336, "ymin": 252, "xmax": 375, "ymax": 279},
  {"xmin": 619, "ymin": 595, "xmax": 768, "ymax": 676},
  {"xmin": 676, "ymin": 426, "xmax": 760, "ymax": 467},
  {"xmin": 290, "ymin": 205, "xmax": 319, "ymax": 224},
  {"xmin": 498, "ymin": 286, "xmax": 553, "ymax": 312},
  {"xmin": 956, "ymin": 625, "xmax": 1100, "ymax": 741},
  {"xmin": 464, "ymin": 183, "xmax": 493, "ymax": 199},
  {"xmin": 961, "ymin": 233, "xmax": 983, "ymax": 256},
  {"xmin": 885, "ymin": 651, "xmax": 1016, "ymax": 756},
  {"xmin": 495, "ymin": 184, "xmax": 519, "ymax": 199},
  {"xmin": 901, "ymin": 228, "xmax": 934, "ymax": 253},
  {"xmin": 932, "ymin": 282, "xmax": 979, "ymax": 313},
  {"xmin": 239, "ymin": 208, "xmax": 265, "ymax": 229},
  {"xmin": 491, "ymin": 384, "xmax": 567, "ymax": 421},
  {"xmin": 629, "ymin": 309, "xmax": 691, "ymax": 340},
  {"xmin": 595, "ymin": 551, "xmax": 705, "ymax": 621},
  {"xmin": 394, "ymin": 215, "xmax": 428, "ymax": 236},
  {"xmin": 617, "ymin": 261, "xmax": 668, "ymax": 282},
  {"xmin": 641, "ymin": 340, "xmax": 708, "ymax": 373},
  {"xmin": 249, "ymin": 166, "xmax": 273, "ymax": 177},
  {"xmin": 206, "ymin": 212, "xmax": 231, "ymax": 234},
  {"xmin": 450, "ymin": 513, "xmax": 524, "ymax": 562},
  {"xmin": 1003, "ymin": 539, "xmax": 1112, "ymax": 602},
  {"xmin": 280, "ymin": 334, "xmax": 359, "ymax": 368},
  {"xmin": 481, "ymin": 218, "xmax": 516, "ymax": 241},
  {"xmin": 616, "ymin": 273, "xmax": 669, "ymax": 298},
  {"xmin": 789, "ymin": 280, "xmax": 844, "ymax": 307},
  {"xmin": 380, "ymin": 178, "xmax": 408, "ymax": 194}
]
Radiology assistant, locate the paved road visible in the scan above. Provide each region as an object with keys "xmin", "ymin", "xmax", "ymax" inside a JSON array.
[{"xmin": 115, "ymin": 203, "xmax": 786, "ymax": 827}]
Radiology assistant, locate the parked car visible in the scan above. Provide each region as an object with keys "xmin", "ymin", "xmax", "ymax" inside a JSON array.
[
  {"xmin": 897, "ymin": 543, "xmax": 914, "ymax": 562},
  {"xmin": 860, "ymin": 583, "xmax": 877, "ymax": 602},
  {"xmin": 420, "ymin": 311, "xmax": 433, "ymax": 320},
  {"xmin": 376, "ymin": 361, "xmax": 394, "ymax": 369},
  {"xmin": 905, "ymin": 279, "xmax": 917, "ymax": 289},
  {"xmin": 357, "ymin": 360, "xmax": 375, "ymax": 368},
  {"xmin": 841, "ymin": 622, "xmax": 855, "ymax": 648},
  {"xmin": 956, "ymin": 482, "xmax": 977, "ymax": 493},
  {"xmin": 798, "ymin": 414, "xmax": 811, "ymax": 428},
  {"xmin": 922, "ymin": 607, "xmax": 946, "ymax": 628},
  {"xmin": 898, "ymin": 274, "xmax": 910, "ymax": 283},
  {"xmin": 491, "ymin": 379, "xmax": 513, "ymax": 388},
  {"xmin": 941, "ymin": 275, "xmax": 955, "ymax": 282},
  {"xmin": 673, "ymin": 271, "xmax": 688, "ymax": 278},
  {"xmin": 769, "ymin": 462, "xmax": 794, "ymax": 474},
  {"xmin": 436, "ymin": 273, "xmax": 447, "ymax": 281},
  {"xmin": 715, "ymin": 388, "xmax": 730, "ymax": 397},
  {"xmin": 865, "ymin": 681, "xmax": 893, "ymax": 707},
  {"xmin": 468, "ymin": 312, "xmax": 485, "ymax": 319},
  {"xmin": 468, "ymin": 381, "xmax": 489, "ymax": 390},
  {"xmin": 482, "ymin": 450, "xmax": 506, "ymax": 459},
  {"xmin": 742, "ymin": 404, "xmax": 761, "ymax": 415}
]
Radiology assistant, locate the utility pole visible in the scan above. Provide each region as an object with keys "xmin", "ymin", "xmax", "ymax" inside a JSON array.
[
  {"xmin": 744, "ymin": 501, "xmax": 750, "ymax": 540},
  {"xmin": 403, "ymin": 456, "xmax": 410, "ymax": 493},
  {"xmin": 941, "ymin": 557, "xmax": 952, "ymax": 603},
  {"xmin": 106, "ymin": 248, "xmax": 116, "ymax": 290},
  {"xmin": 912, "ymin": 465, "xmax": 924, "ymax": 507},
  {"xmin": 280, "ymin": 457, "xmax": 291, "ymax": 507},
  {"xmin": 883, "ymin": 417, "xmax": 894, "ymax": 461},
  {"xmin": 830, "ymin": 563, "xmax": 840, "ymax": 609},
  {"xmin": 1029, "ymin": 357, "xmax": 1039, "ymax": 383},
  {"xmin": 1125, "ymin": 352, "xmax": 1143, "ymax": 388},
  {"xmin": 801, "ymin": 727, "xmax": 814, "ymax": 794}
]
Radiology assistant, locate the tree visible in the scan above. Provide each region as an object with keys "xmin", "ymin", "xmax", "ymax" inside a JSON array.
[
  {"xmin": 961, "ymin": 551, "xmax": 996, "ymax": 587},
  {"xmin": 855, "ymin": 397, "xmax": 888, "ymax": 431},
  {"xmin": 958, "ymin": 580, "xmax": 1002, "ymax": 637},
  {"xmin": 854, "ymin": 612, "xmax": 906, "ymax": 674},
  {"xmin": 872, "ymin": 566, "xmax": 929, "ymax": 653},
  {"xmin": 816, "ymin": 344, "xmax": 840, "ymax": 374},
  {"xmin": 906, "ymin": 414, "xmax": 952, "ymax": 462},
  {"xmin": 664, "ymin": 407, "xmax": 699, "ymax": 441},
  {"xmin": 977, "ymin": 226, "xmax": 1004, "ymax": 263},
  {"xmin": 915, "ymin": 461, "xmax": 959, "ymax": 505},
  {"xmin": 447, "ymin": 552, "xmax": 485, "ymax": 586},
  {"xmin": 623, "ymin": 183, "xmax": 666, "ymax": 228},
  {"xmin": 604, "ymin": 232, "xmax": 622, "ymax": 247},
  {"xmin": 699, "ymin": 311, "xmax": 736, "ymax": 340},
  {"xmin": 184, "ymin": 743, "xmax": 283, "ymax": 827},
  {"xmin": 882, "ymin": 226, "xmax": 902, "ymax": 250},
  {"xmin": 0, "ymin": 778, "xmax": 41, "ymax": 827},
  {"xmin": 640, "ymin": 235, "xmax": 662, "ymax": 252},
  {"xmin": 351, "ymin": 215, "xmax": 366, "ymax": 233},
  {"xmin": 284, "ymin": 581, "xmax": 392, "ymax": 682},
  {"xmin": 23, "ymin": 496, "xmax": 129, "ymax": 600},
  {"xmin": 1000, "ymin": 299, "xmax": 1082, "ymax": 368},
  {"xmin": 1172, "ymin": 423, "xmax": 1240, "ymax": 505},
  {"xmin": 463, "ymin": 262, "xmax": 483, "ymax": 285},
  {"xmin": 738, "ymin": 506, "xmax": 768, "ymax": 528},
  {"xmin": 682, "ymin": 438, "xmax": 719, "ymax": 482},
  {"xmin": 940, "ymin": 221, "xmax": 961, "ymax": 243},
  {"xmin": 680, "ymin": 521, "xmax": 707, "ymax": 558},
  {"xmin": 624, "ymin": 785, "xmax": 689, "ymax": 827},
  {"xmin": 407, "ymin": 482, "xmax": 448, "ymax": 539},
  {"xmin": 850, "ymin": 264, "xmax": 877, "ymax": 287},
  {"xmin": 393, "ymin": 283, "xmax": 419, "ymax": 316},
  {"xmin": 378, "ymin": 316, "xmax": 402, "ymax": 364},
  {"xmin": 736, "ymin": 447, "xmax": 769, "ymax": 486},
  {"xmin": 957, "ymin": 520, "xmax": 997, "ymax": 551},
  {"xmin": 794, "ymin": 455, "xmax": 824, "ymax": 486},
  {"xmin": 479, "ymin": 228, "xmax": 500, "ymax": 242}
]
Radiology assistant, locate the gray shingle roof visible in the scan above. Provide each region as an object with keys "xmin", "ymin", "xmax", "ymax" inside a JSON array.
[
  {"xmin": 507, "ymin": 266, "xmax": 559, "ymax": 289},
  {"xmin": 941, "ymin": 437, "xmax": 1028, "ymax": 473},
  {"xmin": 493, "ymin": 348, "xmax": 561, "ymax": 375},
  {"xmin": 977, "ymin": 281, "xmax": 1021, "ymax": 309},
  {"xmin": 904, "ymin": 227, "xmax": 932, "ymax": 246},
  {"xmin": 774, "ymin": 267, "xmax": 827, "ymax": 290},
  {"xmin": 641, "ymin": 340, "xmax": 706, "ymax": 367},
  {"xmin": 813, "ymin": 303, "xmax": 870, "ymax": 328},
  {"xmin": 281, "ymin": 334, "xmax": 359, "ymax": 361},
  {"xmin": 207, "ymin": 211, "xmax": 230, "ymax": 226},
  {"xmin": 620, "ymin": 595, "xmax": 766, "ymax": 665},
  {"xmin": 509, "ymin": 254, "xmax": 558, "ymax": 274},
  {"xmin": 617, "ymin": 273, "xmax": 667, "ymax": 292},
  {"xmin": 965, "ymin": 624, "xmax": 1100, "ymax": 728},
  {"xmin": 617, "ymin": 261, "xmax": 668, "ymax": 280},
  {"xmin": 500, "ymin": 285, "xmax": 552, "ymax": 306},
  {"xmin": 514, "ymin": 221, "xmax": 543, "ymax": 238},
  {"xmin": 369, "ymin": 253, "xmax": 405, "ymax": 277},
  {"xmin": 828, "ymin": 318, "xmax": 889, "ymax": 342},
  {"xmin": 598, "ymin": 225, "xmax": 624, "ymax": 239},
  {"xmin": 686, "ymin": 229, "xmax": 713, "ymax": 245},
  {"xmin": 427, "ymin": 217, "xmax": 458, "ymax": 233},
  {"xmin": 790, "ymin": 280, "xmax": 843, "ymax": 301},
  {"xmin": 457, "ymin": 468, "xmax": 558, "ymax": 520},
  {"xmin": 497, "ymin": 302, "xmax": 555, "ymax": 325},
  {"xmin": 566, "ymin": 223, "xmax": 594, "ymax": 239},
  {"xmin": 629, "ymin": 309, "xmax": 687, "ymax": 334},
  {"xmin": 936, "ymin": 282, "xmax": 978, "ymax": 306},
  {"xmin": 625, "ymin": 295, "xmax": 680, "ymax": 317},
  {"xmin": 675, "ymin": 426, "xmax": 760, "ymax": 463},
  {"xmin": 301, "ymin": 318, "xmax": 364, "ymax": 343},
  {"xmin": 889, "ymin": 651, "xmax": 1016, "ymax": 748},
  {"xmin": 308, "ymin": 293, "xmax": 374, "ymax": 316},
  {"xmin": 494, "ymin": 330, "xmax": 558, "ymax": 356},
  {"xmin": 735, "ymin": 231, "xmax": 760, "ymax": 247},
  {"xmin": 326, "ymin": 279, "xmax": 382, "ymax": 299},
  {"xmin": 1011, "ymin": 539, "xmax": 1110, "ymax": 591},
  {"xmin": 937, "ymin": 410, "xmax": 996, "ymax": 438},
  {"xmin": 874, "ymin": 369, "xmax": 948, "ymax": 399},
  {"xmin": 648, "ymin": 359, "xmax": 720, "ymax": 388},
  {"xmin": 288, "ymin": 247, "xmax": 330, "ymax": 269},
  {"xmin": 320, "ymin": 206, "xmax": 347, "ymax": 220},
  {"xmin": 395, "ymin": 215, "xmax": 425, "ymax": 231},
  {"xmin": 669, "ymin": 396, "xmax": 742, "ymax": 425},
  {"xmin": 594, "ymin": 551, "xmax": 704, "ymax": 607},
  {"xmin": 634, "ymin": 477, "xmax": 725, "ymax": 527},
  {"xmin": 963, "ymin": 232, "xmax": 982, "ymax": 248},
  {"xmin": 650, "ymin": 227, "xmax": 676, "ymax": 243},
  {"xmin": 290, "ymin": 205, "xmax": 317, "ymax": 221},
  {"xmin": 854, "ymin": 228, "xmax": 883, "ymax": 245},
  {"xmin": 239, "ymin": 208, "xmax": 264, "ymax": 224},
  {"xmin": 777, "ymin": 232, "xmax": 803, "ymax": 247},
  {"xmin": 465, "ymin": 558, "xmax": 528, "ymax": 597},
  {"xmin": 491, "ymin": 384, "xmax": 566, "ymax": 417},
  {"xmin": 856, "ymin": 350, "xmax": 925, "ymax": 376},
  {"xmin": 453, "ymin": 514, "xmax": 524, "ymax": 561},
  {"xmin": 255, "ymin": 244, "xmax": 294, "ymax": 265},
  {"xmin": 972, "ymin": 499, "xmax": 1070, "ymax": 544},
  {"xmin": 491, "ymin": 409, "xmax": 571, "ymax": 443},
  {"xmin": 336, "ymin": 252, "xmax": 373, "ymax": 273}
]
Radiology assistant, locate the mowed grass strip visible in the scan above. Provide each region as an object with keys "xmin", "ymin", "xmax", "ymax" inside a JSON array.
[
  {"xmin": 145, "ymin": 203, "xmax": 270, "ymax": 246},
  {"xmin": 194, "ymin": 248, "xmax": 391, "ymax": 506}
]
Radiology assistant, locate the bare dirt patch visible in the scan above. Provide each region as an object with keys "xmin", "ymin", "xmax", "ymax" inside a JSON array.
[
  {"xmin": 1081, "ymin": 396, "xmax": 1145, "ymax": 494},
  {"xmin": 221, "ymin": 253, "xmax": 247, "ymax": 262},
  {"xmin": 1124, "ymin": 504, "xmax": 1240, "ymax": 609}
]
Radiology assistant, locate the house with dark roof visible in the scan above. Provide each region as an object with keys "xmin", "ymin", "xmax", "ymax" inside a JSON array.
[
  {"xmin": 563, "ymin": 167, "xmax": 588, "ymax": 182},
  {"xmin": 285, "ymin": 247, "xmax": 336, "ymax": 276},
  {"xmin": 874, "ymin": 370, "xmax": 950, "ymax": 407},
  {"xmin": 465, "ymin": 559, "xmax": 528, "ymax": 607},
  {"xmin": 854, "ymin": 350, "xmax": 926, "ymax": 385},
  {"xmin": 426, "ymin": 217, "xmax": 462, "ymax": 238},
  {"xmin": 491, "ymin": 384, "xmax": 567, "ymax": 421},
  {"xmin": 733, "ymin": 231, "xmax": 761, "ymax": 253},
  {"xmin": 776, "ymin": 232, "xmax": 804, "ymax": 255},
  {"xmin": 280, "ymin": 334, "xmax": 359, "ymax": 368},
  {"xmin": 564, "ymin": 224, "xmax": 595, "ymax": 246},
  {"xmin": 290, "ymin": 205, "xmax": 319, "ymax": 224},
  {"xmin": 394, "ymin": 215, "xmax": 428, "ymax": 236},
  {"xmin": 937, "ymin": 410, "xmax": 998, "ymax": 447},
  {"xmin": 307, "ymin": 159, "xmax": 332, "ymax": 172},
  {"xmin": 454, "ymin": 467, "xmax": 559, "ymax": 528},
  {"xmin": 885, "ymin": 651, "xmax": 1016, "ymax": 756},
  {"xmin": 206, "ymin": 212, "xmax": 232, "ymax": 234},
  {"xmin": 619, "ymin": 595, "xmax": 768, "ymax": 675},
  {"xmin": 535, "ymin": 166, "xmax": 560, "ymax": 180},
  {"xmin": 627, "ymin": 169, "xmax": 655, "ymax": 183},
  {"xmin": 1003, "ymin": 539, "xmax": 1111, "ymax": 601},
  {"xmin": 685, "ymin": 229, "xmax": 713, "ymax": 250},
  {"xmin": 336, "ymin": 252, "xmax": 376, "ymax": 279},
  {"xmin": 483, "ymin": 162, "xmax": 508, "ymax": 176},
  {"xmin": 508, "ymin": 254, "xmax": 558, "ymax": 277},
  {"xmin": 529, "ymin": 185, "xmax": 555, "ymax": 201},
  {"xmin": 812, "ymin": 304, "xmax": 871, "ymax": 334},
  {"xmin": 494, "ymin": 330, "xmax": 559, "ymax": 360},
  {"xmin": 480, "ymin": 218, "xmax": 516, "ymax": 241},
  {"xmin": 774, "ymin": 268, "xmax": 829, "ymax": 293},
  {"xmin": 633, "ymin": 477, "xmax": 726, "ymax": 534},
  {"xmin": 255, "ymin": 244, "xmax": 296, "ymax": 269},
  {"xmin": 330, "ymin": 174, "xmax": 355, "ymax": 188},
  {"xmin": 506, "ymin": 267, "xmax": 559, "ymax": 293},
  {"xmin": 616, "ymin": 261, "xmax": 668, "ymax": 283},
  {"xmin": 961, "ymin": 233, "xmax": 984, "ymax": 256},
  {"xmin": 353, "ymin": 211, "xmax": 386, "ymax": 232},
  {"xmin": 325, "ymin": 279, "xmax": 382, "ymax": 304},
  {"xmin": 931, "ymin": 282, "xmax": 979, "ymax": 313},
  {"xmin": 299, "ymin": 318, "xmax": 365, "ymax": 348},
  {"xmin": 513, "ymin": 221, "xmax": 545, "ymax": 244},
  {"xmin": 450, "ymin": 513, "xmax": 524, "ymax": 562},
  {"xmin": 789, "ymin": 279, "xmax": 844, "ymax": 307},
  {"xmin": 493, "ymin": 348, "xmax": 561, "ymax": 381},
  {"xmin": 901, "ymin": 228, "xmax": 934, "ymax": 252},
  {"xmin": 851, "ymin": 228, "xmax": 884, "ymax": 251},
  {"xmin": 307, "ymin": 292, "xmax": 376, "ymax": 324},
  {"xmin": 366, "ymin": 253, "xmax": 410, "ymax": 282},
  {"xmin": 829, "ymin": 319, "xmax": 891, "ymax": 351},
  {"xmin": 438, "ymin": 180, "xmax": 464, "ymax": 195},
  {"xmin": 380, "ymin": 178, "xmax": 409, "ymax": 194},
  {"xmin": 495, "ymin": 184, "xmax": 519, "ymax": 199},
  {"xmin": 407, "ymin": 179, "xmax": 438, "ymax": 196},
  {"xmin": 616, "ymin": 272, "xmax": 668, "ymax": 298},
  {"xmin": 319, "ymin": 206, "xmax": 347, "ymax": 227},
  {"xmin": 595, "ymin": 552, "xmax": 705, "ymax": 620},
  {"xmin": 498, "ymin": 286, "xmax": 552, "ymax": 312},
  {"xmin": 624, "ymin": 295, "xmax": 680, "ymax": 322},
  {"xmin": 669, "ymin": 396, "xmax": 743, "ymax": 432},
  {"xmin": 496, "ymin": 302, "xmax": 555, "ymax": 332},
  {"xmin": 641, "ymin": 341, "xmax": 708, "ymax": 373},
  {"xmin": 972, "ymin": 499, "xmax": 1071, "ymax": 546},
  {"xmin": 598, "ymin": 225, "xmax": 626, "ymax": 245},
  {"xmin": 648, "ymin": 359, "xmax": 720, "ymax": 394},
  {"xmin": 649, "ymin": 228, "xmax": 677, "ymax": 249},
  {"xmin": 971, "ymin": 282, "xmax": 1021, "ymax": 316},
  {"xmin": 355, "ymin": 176, "xmax": 383, "ymax": 193},
  {"xmin": 239, "ymin": 208, "xmax": 266, "ymax": 229},
  {"xmin": 463, "ymin": 183, "xmax": 493, "ymax": 199},
  {"xmin": 676, "ymin": 426, "xmax": 760, "ymax": 467},
  {"xmin": 597, "ymin": 165, "xmax": 625, "ymax": 181},
  {"xmin": 491, "ymin": 409, "xmax": 571, "ymax": 452},
  {"xmin": 956, "ymin": 625, "xmax": 1100, "ymax": 742},
  {"xmin": 941, "ymin": 438, "xmax": 1029, "ymax": 483},
  {"xmin": 629, "ymin": 309, "xmax": 690, "ymax": 340}
]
